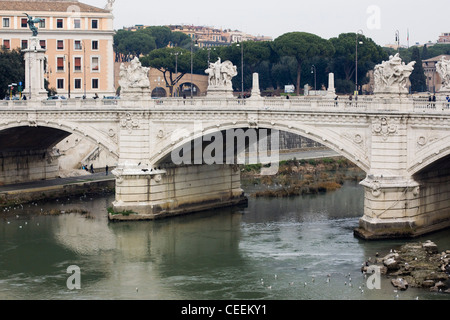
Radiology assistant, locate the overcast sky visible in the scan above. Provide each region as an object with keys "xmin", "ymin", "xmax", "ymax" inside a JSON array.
[{"xmin": 85, "ymin": 0, "xmax": 448, "ymax": 47}]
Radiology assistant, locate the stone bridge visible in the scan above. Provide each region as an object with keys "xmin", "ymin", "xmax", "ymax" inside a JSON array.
[{"xmin": 1, "ymin": 95, "xmax": 450, "ymax": 239}]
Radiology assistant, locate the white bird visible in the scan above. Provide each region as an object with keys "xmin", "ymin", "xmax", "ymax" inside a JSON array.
[{"xmin": 136, "ymin": 287, "xmax": 138, "ymax": 292}]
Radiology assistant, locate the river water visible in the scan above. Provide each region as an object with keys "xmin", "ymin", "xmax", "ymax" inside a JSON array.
[{"xmin": 0, "ymin": 180, "xmax": 449, "ymax": 301}]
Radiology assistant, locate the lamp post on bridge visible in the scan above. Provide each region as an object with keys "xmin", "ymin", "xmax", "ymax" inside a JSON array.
[
  {"xmin": 190, "ymin": 39, "xmax": 198, "ymax": 99},
  {"xmin": 171, "ymin": 51, "xmax": 182, "ymax": 97},
  {"xmin": 311, "ymin": 65, "xmax": 316, "ymax": 94},
  {"xmin": 355, "ymin": 29, "xmax": 364, "ymax": 96},
  {"xmin": 236, "ymin": 40, "xmax": 244, "ymax": 99}
]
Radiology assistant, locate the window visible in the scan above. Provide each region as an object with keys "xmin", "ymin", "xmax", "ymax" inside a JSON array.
[
  {"xmin": 91, "ymin": 57, "xmax": 99, "ymax": 71},
  {"xmin": 74, "ymin": 40, "xmax": 82, "ymax": 50},
  {"xmin": 74, "ymin": 57, "xmax": 82, "ymax": 71},
  {"xmin": 39, "ymin": 40, "xmax": 46, "ymax": 49},
  {"xmin": 57, "ymin": 40, "xmax": 64, "ymax": 50},
  {"xmin": 21, "ymin": 18, "xmax": 27, "ymax": 28},
  {"xmin": 39, "ymin": 19, "xmax": 45, "ymax": 28},
  {"xmin": 57, "ymin": 19, "xmax": 63, "ymax": 29},
  {"xmin": 91, "ymin": 19, "xmax": 98, "ymax": 29},
  {"xmin": 91, "ymin": 40, "xmax": 98, "ymax": 50},
  {"xmin": 3, "ymin": 39, "xmax": 10, "ymax": 50},
  {"xmin": 3, "ymin": 18, "xmax": 10, "ymax": 28},
  {"xmin": 21, "ymin": 40, "xmax": 28, "ymax": 49},
  {"xmin": 92, "ymin": 78, "xmax": 99, "ymax": 89},
  {"xmin": 74, "ymin": 79, "xmax": 81, "ymax": 89},
  {"xmin": 74, "ymin": 19, "xmax": 81, "ymax": 29},
  {"xmin": 57, "ymin": 79, "xmax": 64, "ymax": 89},
  {"xmin": 57, "ymin": 57, "xmax": 64, "ymax": 71}
]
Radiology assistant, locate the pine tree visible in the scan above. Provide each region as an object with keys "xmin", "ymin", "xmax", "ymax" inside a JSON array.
[
  {"xmin": 410, "ymin": 47, "xmax": 427, "ymax": 93},
  {"xmin": 422, "ymin": 45, "xmax": 429, "ymax": 60}
]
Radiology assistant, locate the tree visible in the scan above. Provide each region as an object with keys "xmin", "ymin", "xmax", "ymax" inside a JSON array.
[
  {"xmin": 422, "ymin": 44, "xmax": 429, "ymax": 60},
  {"xmin": 270, "ymin": 56, "xmax": 297, "ymax": 90},
  {"xmin": 141, "ymin": 26, "xmax": 172, "ymax": 49},
  {"xmin": 114, "ymin": 30, "xmax": 156, "ymax": 58},
  {"xmin": 409, "ymin": 47, "xmax": 427, "ymax": 93},
  {"xmin": 329, "ymin": 33, "xmax": 388, "ymax": 92},
  {"xmin": 0, "ymin": 47, "xmax": 25, "ymax": 99},
  {"xmin": 170, "ymin": 31, "xmax": 192, "ymax": 48},
  {"xmin": 273, "ymin": 32, "xmax": 335, "ymax": 94}
]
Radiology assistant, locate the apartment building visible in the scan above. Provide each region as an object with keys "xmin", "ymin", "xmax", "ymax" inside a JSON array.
[{"xmin": 0, "ymin": 0, "xmax": 115, "ymax": 98}]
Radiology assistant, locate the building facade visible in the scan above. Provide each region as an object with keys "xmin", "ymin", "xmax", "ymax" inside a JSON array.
[
  {"xmin": 438, "ymin": 33, "xmax": 450, "ymax": 44},
  {"xmin": 0, "ymin": 0, "xmax": 115, "ymax": 98},
  {"xmin": 423, "ymin": 55, "xmax": 450, "ymax": 93}
]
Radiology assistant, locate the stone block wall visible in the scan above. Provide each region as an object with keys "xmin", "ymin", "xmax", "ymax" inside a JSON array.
[{"xmin": 0, "ymin": 149, "xmax": 59, "ymax": 185}]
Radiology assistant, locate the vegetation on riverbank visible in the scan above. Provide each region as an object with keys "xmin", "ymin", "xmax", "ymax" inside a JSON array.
[{"xmin": 241, "ymin": 157, "xmax": 366, "ymax": 198}]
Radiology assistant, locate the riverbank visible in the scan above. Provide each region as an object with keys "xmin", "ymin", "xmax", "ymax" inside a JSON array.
[
  {"xmin": 241, "ymin": 157, "xmax": 366, "ymax": 198},
  {"xmin": 363, "ymin": 240, "xmax": 450, "ymax": 294}
]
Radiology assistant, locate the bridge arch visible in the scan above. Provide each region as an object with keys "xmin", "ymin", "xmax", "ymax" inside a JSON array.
[
  {"xmin": 149, "ymin": 122, "xmax": 370, "ymax": 174},
  {"xmin": 0, "ymin": 120, "xmax": 120, "ymax": 159},
  {"xmin": 408, "ymin": 134, "xmax": 450, "ymax": 176}
]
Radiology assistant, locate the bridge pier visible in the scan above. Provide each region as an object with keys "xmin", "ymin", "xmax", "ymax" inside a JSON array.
[
  {"xmin": 110, "ymin": 164, "xmax": 247, "ymax": 220},
  {"xmin": 356, "ymin": 172, "xmax": 450, "ymax": 239}
]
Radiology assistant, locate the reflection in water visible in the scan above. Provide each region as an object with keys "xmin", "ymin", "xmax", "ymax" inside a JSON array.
[{"xmin": 0, "ymin": 182, "xmax": 449, "ymax": 300}]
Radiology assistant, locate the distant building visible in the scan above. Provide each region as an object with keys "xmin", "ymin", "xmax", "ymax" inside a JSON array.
[
  {"xmin": 0, "ymin": 0, "xmax": 116, "ymax": 98},
  {"xmin": 423, "ymin": 54, "xmax": 450, "ymax": 93},
  {"xmin": 438, "ymin": 33, "xmax": 450, "ymax": 44},
  {"xmin": 124, "ymin": 24, "xmax": 272, "ymax": 48}
]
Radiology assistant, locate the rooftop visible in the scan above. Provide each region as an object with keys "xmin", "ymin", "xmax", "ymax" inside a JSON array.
[{"xmin": 0, "ymin": 0, "xmax": 110, "ymax": 13}]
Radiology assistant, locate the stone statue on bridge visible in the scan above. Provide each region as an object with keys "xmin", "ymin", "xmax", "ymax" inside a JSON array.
[
  {"xmin": 119, "ymin": 57, "xmax": 151, "ymax": 98},
  {"xmin": 374, "ymin": 53, "xmax": 416, "ymax": 95},
  {"xmin": 205, "ymin": 57, "xmax": 237, "ymax": 87},
  {"xmin": 205, "ymin": 58, "xmax": 237, "ymax": 98},
  {"xmin": 436, "ymin": 56, "xmax": 450, "ymax": 93}
]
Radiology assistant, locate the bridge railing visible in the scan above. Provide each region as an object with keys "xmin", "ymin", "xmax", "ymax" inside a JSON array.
[{"xmin": 3, "ymin": 96, "xmax": 450, "ymax": 114}]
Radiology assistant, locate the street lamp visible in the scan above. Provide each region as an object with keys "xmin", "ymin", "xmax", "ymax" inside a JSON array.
[
  {"xmin": 171, "ymin": 51, "xmax": 182, "ymax": 97},
  {"xmin": 205, "ymin": 47, "xmax": 215, "ymax": 66},
  {"xmin": 311, "ymin": 65, "xmax": 316, "ymax": 94},
  {"xmin": 190, "ymin": 39, "xmax": 198, "ymax": 98},
  {"xmin": 355, "ymin": 29, "xmax": 364, "ymax": 96},
  {"xmin": 236, "ymin": 41, "xmax": 244, "ymax": 99}
]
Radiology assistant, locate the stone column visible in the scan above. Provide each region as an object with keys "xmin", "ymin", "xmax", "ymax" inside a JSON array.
[
  {"xmin": 22, "ymin": 37, "xmax": 48, "ymax": 100},
  {"xmin": 326, "ymin": 73, "xmax": 336, "ymax": 98},
  {"xmin": 249, "ymin": 72, "xmax": 261, "ymax": 99}
]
